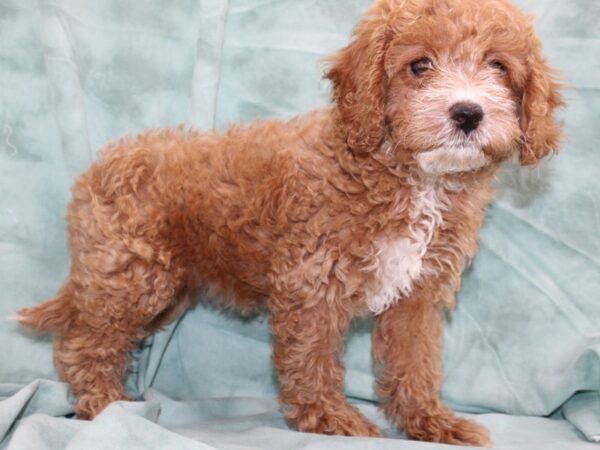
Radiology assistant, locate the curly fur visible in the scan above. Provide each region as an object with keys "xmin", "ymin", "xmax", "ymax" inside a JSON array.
[{"xmin": 18, "ymin": 0, "xmax": 562, "ymax": 446}]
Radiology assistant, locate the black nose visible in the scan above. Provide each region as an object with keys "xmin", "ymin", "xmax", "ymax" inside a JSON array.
[{"xmin": 449, "ymin": 102, "xmax": 484, "ymax": 134}]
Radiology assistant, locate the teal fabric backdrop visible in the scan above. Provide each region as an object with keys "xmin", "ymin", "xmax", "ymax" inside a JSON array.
[{"xmin": 1, "ymin": 0, "xmax": 599, "ymax": 449}]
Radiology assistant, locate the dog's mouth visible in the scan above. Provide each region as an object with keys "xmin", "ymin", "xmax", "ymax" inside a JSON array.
[{"xmin": 415, "ymin": 145, "xmax": 491, "ymax": 176}]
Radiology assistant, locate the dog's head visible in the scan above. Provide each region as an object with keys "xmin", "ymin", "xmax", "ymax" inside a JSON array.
[{"xmin": 325, "ymin": 0, "xmax": 563, "ymax": 175}]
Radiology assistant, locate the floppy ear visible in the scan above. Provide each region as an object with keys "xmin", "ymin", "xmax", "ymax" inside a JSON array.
[
  {"xmin": 519, "ymin": 39, "xmax": 564, "ymax": 166},
  {"xmin": 324, "ymin": 1, "xmax": 392, "ymax": 154}
]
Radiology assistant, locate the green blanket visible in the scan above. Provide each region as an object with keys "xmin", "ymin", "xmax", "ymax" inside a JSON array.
[{"xmin": 1, "ymin": 0, "xmax": 599, "ymax": 448}]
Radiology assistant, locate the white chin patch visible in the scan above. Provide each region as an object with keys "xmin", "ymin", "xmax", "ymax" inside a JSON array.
[{"xmin": 416, "ymin": 146, "xmax": 490, "ymax": 175}]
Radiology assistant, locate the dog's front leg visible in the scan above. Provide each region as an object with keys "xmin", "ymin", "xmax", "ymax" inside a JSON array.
[
  {"xmin": 269, "ymin": 284, "xmax": 382, "ymax": 437},
  {"xmin": 372, "ymin": 293, "xmax": 490, "ymax": 447}
]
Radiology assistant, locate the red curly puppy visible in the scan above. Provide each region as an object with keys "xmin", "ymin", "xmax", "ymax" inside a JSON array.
[{"xmin": 18, "ymin": 0, "xmax": 562, "ymax": 446}]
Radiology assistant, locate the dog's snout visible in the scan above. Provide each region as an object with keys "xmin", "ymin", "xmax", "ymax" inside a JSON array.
[{"xmin": 449, "ymin": 102, "xmax": 484, "ymax": 134}]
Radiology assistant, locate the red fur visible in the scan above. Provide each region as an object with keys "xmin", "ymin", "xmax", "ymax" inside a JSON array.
[{"xmin": 18, "ymin": 0, "xmax": 562, "ymax": 446}]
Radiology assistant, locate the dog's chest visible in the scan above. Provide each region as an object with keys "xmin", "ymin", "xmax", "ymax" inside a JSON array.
[{"xmin": 367, "ymin": 182, "xmax": 449, "ymax": 314}]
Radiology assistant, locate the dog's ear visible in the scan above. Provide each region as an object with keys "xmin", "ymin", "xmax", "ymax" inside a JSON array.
[
  {"xmin": 518, "ymin": 38, "xmax": 564, "ymax": 166},
  {"xmin": 324, "ymin": 1, "xmax": 392, "ymax": 154}
]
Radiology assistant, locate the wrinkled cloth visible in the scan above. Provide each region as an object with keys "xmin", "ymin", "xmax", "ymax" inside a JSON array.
[{"xmin": 1, "ymin": 0, "xmax": 599, "ymax": 448}]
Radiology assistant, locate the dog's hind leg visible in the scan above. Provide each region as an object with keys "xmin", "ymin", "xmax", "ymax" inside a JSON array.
[
  {"xmin": 53, "ymin": 315, "xmax": 138, "ymax": 419},
  {"xmin": 50, "ymin": 253, "xmax": 184, "ymax": 419}
]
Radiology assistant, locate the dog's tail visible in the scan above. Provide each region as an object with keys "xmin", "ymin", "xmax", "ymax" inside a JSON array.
[{"xmin": 14, "ymin": 281, "xmax": 76, "ymax": 333}]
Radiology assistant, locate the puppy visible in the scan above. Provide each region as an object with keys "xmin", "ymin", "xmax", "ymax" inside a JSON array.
[{"xmin": 18, "ymin": 0, "xmax": 562, "ymax": 446}]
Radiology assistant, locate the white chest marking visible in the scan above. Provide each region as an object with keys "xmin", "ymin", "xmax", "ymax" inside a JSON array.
[{"xmin": 367, "ymin": 182, "xmax": 449, "ymax": 314}]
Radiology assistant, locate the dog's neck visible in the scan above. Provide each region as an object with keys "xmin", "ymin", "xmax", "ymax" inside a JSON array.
[
  {"xmin": 323, "ymin": 120, "xmax": 499, "ymax": 212},
  {"xmin": 333, "ymin": 137, "xmax": 497, "ymax": 190},
  {"xmin": 364, "ymin": 149, "xmax": 497, "ymax": 314}
]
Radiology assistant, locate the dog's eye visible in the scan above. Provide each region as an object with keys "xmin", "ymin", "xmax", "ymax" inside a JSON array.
[
  {"xmin": 410, "ymin": 58, "xmax": 433, "ymax": 76},
  {"xmin": 489, "ymin": 60, "xmax": 507, "ymax": 74}
]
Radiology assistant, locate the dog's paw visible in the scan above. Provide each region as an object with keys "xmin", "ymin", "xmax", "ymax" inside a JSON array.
[
  {"xmin": 75, "ymin": 392, "xmax": 131, "ymax": 420},
  {"xmin": 292, "ymin": 403, "xmax": 383, "ymax": 437},
  {"xmin": 404, "ymin": 411, "xmax": 490, "ymax": 447}
]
